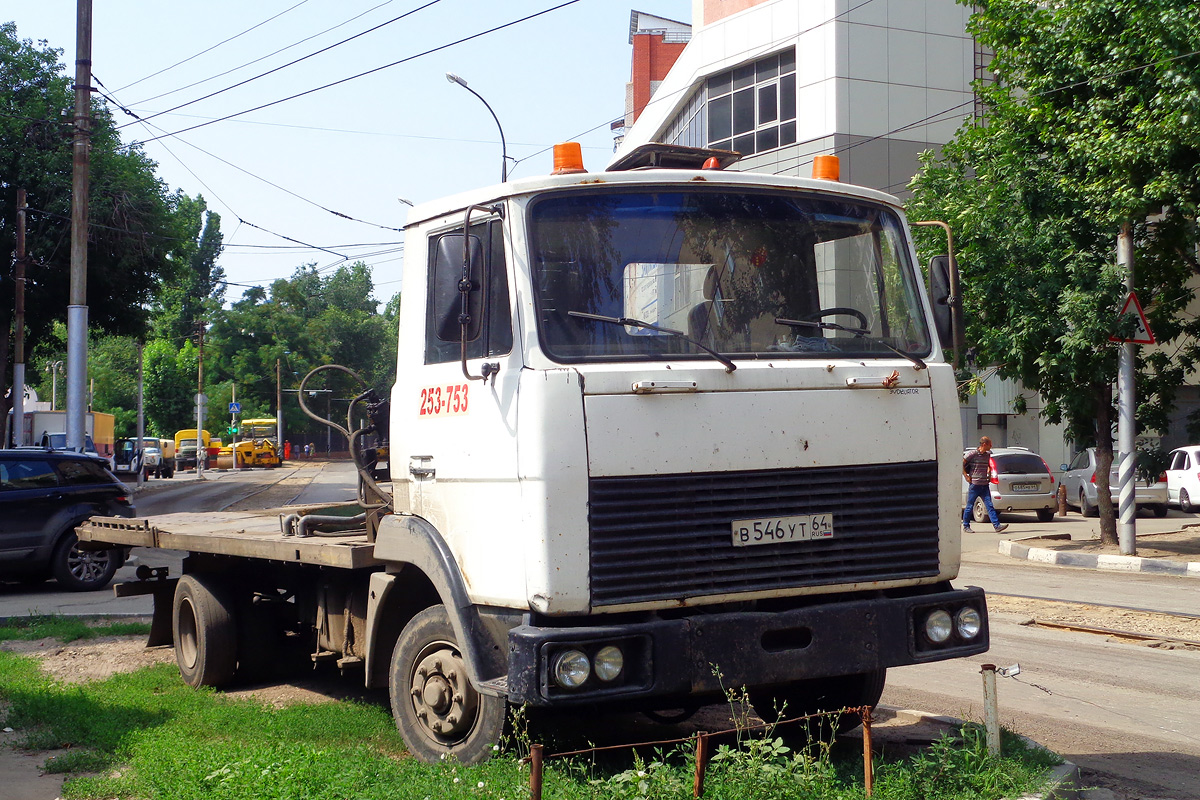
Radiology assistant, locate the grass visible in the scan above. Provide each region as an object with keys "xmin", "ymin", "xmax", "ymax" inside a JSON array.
[
  {"xmin": 0, "ymin": 617, "xmax": 1062, "ymax": 800},
  {"xmin": 0, "ymin": 614, "xmax": 151, "ymax": 643}
]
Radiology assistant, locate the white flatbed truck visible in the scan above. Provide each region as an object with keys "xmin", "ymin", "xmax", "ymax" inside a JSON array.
[{"xmin": 80, "ymin": 143, "xmax": 988, "ymax": 764}]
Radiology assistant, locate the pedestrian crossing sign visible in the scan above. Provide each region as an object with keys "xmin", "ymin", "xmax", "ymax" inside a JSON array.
[{"xmin": 1109, "ymin": 291, "xmax": 1155, "ymax": 345}]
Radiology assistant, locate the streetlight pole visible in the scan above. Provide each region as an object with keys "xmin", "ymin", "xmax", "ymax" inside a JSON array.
[{"xmin": 446, "ymin": 73, "xmax": 508, "ymax": 183}]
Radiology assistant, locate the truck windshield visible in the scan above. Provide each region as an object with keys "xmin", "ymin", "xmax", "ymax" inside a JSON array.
[{"xmin": 530, "ymin": 189, "xmax": 931, "ymax": 363}]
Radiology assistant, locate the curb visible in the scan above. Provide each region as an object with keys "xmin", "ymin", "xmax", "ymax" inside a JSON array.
[
  {"xmin": 999, "ymin": 539, "xmax": 1200, "ymax": 578},
  {"xmin": 886, "ymin": 708, "xmax": 1080, "ymax": 799}
]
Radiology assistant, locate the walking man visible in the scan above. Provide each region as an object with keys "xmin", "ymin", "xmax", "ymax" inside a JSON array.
[{"xmin": 963, "ymin": 436, "xmax": 1009, "ymax": 533}]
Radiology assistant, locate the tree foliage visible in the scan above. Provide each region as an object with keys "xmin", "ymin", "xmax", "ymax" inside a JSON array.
[{"xmin": 908, "ymin": 0, "xmax": 1200, "ymax": 544}]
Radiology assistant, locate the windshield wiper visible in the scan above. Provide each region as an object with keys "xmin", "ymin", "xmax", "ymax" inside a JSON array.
[
  {"xmin": 774, "ymin": 317, "xmax": 926, "ymax": 370},
  {"xmin": 567, "ymin": 311, "xmax": 737, "ymax": 372}
]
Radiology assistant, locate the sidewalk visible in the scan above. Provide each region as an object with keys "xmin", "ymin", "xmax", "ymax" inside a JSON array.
[{"xmin": 961, "ymin": 508, "xmax": 1200, "ymax": 577}]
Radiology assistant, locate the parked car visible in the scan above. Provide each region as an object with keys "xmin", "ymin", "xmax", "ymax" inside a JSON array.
[
  {"xmin": 113, "ymin": 436, "xmax": 173, "ymax": 479},
  {"xmin": 1165, "ymin": 445, "xmax": 1200, "ymax": 512},
  {"xmin": 0, "ymin": 449, "xmax": 134, "ymax": 590},
  {"xmin": 961, "ymin": 446, "xmax": 1058, "ymax": 523},
  {"xmin": 1059, "ymin": 447, "xmax": 1168, "ymax": 518}
]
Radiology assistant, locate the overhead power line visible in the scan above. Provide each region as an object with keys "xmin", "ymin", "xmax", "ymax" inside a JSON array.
[
  {"xmin": 130, "ymin": 0, "xmax": 399, "ymax": 107},
  {"xmin": 131, "ymin": 0, "xmax": 582, "ymax": 146},
  {"xmin": 119, "ymin": 0, "xmax": 444, "ymax": 131},
  {"xmin": 115, "ymin": 0, "xmax": 312, "ymax": 93}
]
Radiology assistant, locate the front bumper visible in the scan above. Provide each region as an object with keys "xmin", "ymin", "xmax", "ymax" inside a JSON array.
[{"xmin": 505, "ymin": 585, "xmax": 987, "ymax": 707}]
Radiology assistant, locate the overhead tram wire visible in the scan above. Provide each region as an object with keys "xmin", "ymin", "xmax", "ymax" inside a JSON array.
[
  {"xmin": 115, "ymin": 0, "xmax": 312, "ymax": 93},
  {"xmin": 118, "ymin": 0, "xmax": 445, "ymax": 132},
  {"xmin": 97, "ymin": 76, "xmax": 404, "ymax": 238},
  {"xmin": 130, "ymin": 0, "xmax": 399, "ymax": 107},
  {"xmin": 130, "ymin": 0, "xmax": 583, "ymax": 146}
]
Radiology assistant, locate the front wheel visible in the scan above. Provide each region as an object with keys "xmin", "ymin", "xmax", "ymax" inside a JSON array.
[
  {"xmin": 51, "ymin": 531, "xmax": 121, "ymax": 591},
  {"xmin": 389, "ymin": 605, "xmax": 506, "ymax": 764},
  {"xmin": 749, "ymin": 669, "xmax": 886, "ymax": 738},
  {"xmin": 173, "ymin": 574, "xmax": 238, "ymax": 688}
]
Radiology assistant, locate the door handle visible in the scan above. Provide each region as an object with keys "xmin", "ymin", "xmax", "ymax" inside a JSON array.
[{"xmin": 409, "ymin": 455, "xmax": 435, "ymax": 479}]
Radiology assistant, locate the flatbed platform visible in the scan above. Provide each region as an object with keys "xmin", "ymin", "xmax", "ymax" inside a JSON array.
[{"xmin": 78, "ymin": 508, "xmax": 380, "ymax": 570}]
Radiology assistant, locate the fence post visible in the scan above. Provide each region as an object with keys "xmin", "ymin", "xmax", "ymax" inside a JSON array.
[
  {"xmin": 861, "ymin": 707, "xmax": 874, "ymax": 797},
  {"xmin": 530, "ymin": 743, "xmax": 544, "ymax": 800},
  {"xmin": 981, "ymin": 664, "xmax": 1001, "ymax": 756},
  {"xmin": 692, "ymin": 732, "xmax": 710, "ymax": 798}
]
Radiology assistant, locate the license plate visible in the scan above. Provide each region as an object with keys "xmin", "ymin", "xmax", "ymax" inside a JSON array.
[
  {"xmin": 1011, "ymin": 483, "xmax": 1040, "ymax": 492},
  {"xmin": 731, "ymin": 514, "xmax": 833, "ymax": 547}
]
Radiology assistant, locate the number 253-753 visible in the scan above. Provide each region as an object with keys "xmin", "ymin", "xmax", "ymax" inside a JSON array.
[{"xmin": 419, "ymin": 384, "xmax": 469, "ymax": 417}]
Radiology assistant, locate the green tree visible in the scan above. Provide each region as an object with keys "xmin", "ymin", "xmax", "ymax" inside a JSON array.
[
  {"xmin": 908, "ymin": 0, "xmax": 1200, "ymax": 546},
  {"xmin": 143, "ymin": 339, "xmax": 198, "ymax": 438},
  {"xmin": 1, "ymin": 23, "xmax": 185, "ymax": 438}
]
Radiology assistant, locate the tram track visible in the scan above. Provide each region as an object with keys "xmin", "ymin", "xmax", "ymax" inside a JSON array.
[{"xmin": 987, "ymin": 592, "xmax": 1200, "ymax": 647}]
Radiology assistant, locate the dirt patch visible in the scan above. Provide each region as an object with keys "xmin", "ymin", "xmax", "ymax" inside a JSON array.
[{"xmin": 988, "ymin": 595, "xmax": 1200, "ymax": 647}]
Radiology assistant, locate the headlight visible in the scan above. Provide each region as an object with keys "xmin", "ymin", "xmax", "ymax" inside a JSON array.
[
  {"xmin": 924, "ymin": 609, "xmax": 953, "ymax": 643},
  {"xmin": 593, "ymin": 646, "xmax": 624, "ymax": 682},
  {"xmin": 552, "ymin": 649, "xmax": 591, "ymax": 689},
  {"xmin": 956, "ymin": 607, "xmax": 982, "ymax": 640}
]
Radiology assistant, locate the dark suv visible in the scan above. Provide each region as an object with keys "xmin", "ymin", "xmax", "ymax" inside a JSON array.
[{"xmin": 0, "ymin": 449, "xmax": 135, "ymax": 591}]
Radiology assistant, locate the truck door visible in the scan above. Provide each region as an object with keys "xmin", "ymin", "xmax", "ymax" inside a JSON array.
[{"xmin": 392, "ymin": 212, "xmax": 524, "ymax": 603}]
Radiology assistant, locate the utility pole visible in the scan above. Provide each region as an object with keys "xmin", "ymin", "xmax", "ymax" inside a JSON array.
[
  {"xmin": 136, "ymin": 341, "xmax": 144, "ymax": 488},
  {"xmin": 66, "ymin": 0, "xmax": 93, "ymax": 453},
  {"xmin": 1116, "ymin": 224, "xmax": 1137, "ymax": 555},
  {"xmin": 195, "ymin": 322, "xmax": 206, "ymax": 479},
  {"xmin": 276, "ymin": 358, "xmax": 283, "ymax": 449},
  {"xmin": 12, "ymin": 189, "xmax": 28, "ymax": 448}
]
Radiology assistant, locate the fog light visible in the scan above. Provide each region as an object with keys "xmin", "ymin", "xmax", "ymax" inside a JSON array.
[
  {"xmin": 924, "ymin": 610, "xmax": 953, "ymax": 643},
  {"xmin": 552, "ymin": 649, "xmax": 591, "ymax": 689},
  {"xmin": 593, "ymin": 645, "xmax": 624, "ymax": 682},
  {"xmin": 956, "ymin": 607, "xmax": 982, "ymax": 640}
]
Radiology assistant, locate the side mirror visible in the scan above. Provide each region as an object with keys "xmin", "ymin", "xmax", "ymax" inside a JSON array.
[
  {"xmin": 1059, "ymin": 464, "xmax": 1069, "ymax": 472},
  {"xmin": 432, "ymin": 233, "xmax": 485, "ymax": 342},
  {"xmin": 928, "ymin": 255, "xmax": 953, "ymax": 350}
]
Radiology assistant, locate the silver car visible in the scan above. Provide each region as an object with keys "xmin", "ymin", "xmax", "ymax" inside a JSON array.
[
  {"xmin": 1059, "ymin": 447, "xmax": 1168, "ymax": 518},
  {"xmin": 961, "ymin": 447, "xmax": 1058, "ymax": 523}
]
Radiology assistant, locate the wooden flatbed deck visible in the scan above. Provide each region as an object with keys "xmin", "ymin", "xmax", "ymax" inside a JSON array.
[{"xmin": 78, "ymin": 508, "xmax": 380, "ymax": 570}]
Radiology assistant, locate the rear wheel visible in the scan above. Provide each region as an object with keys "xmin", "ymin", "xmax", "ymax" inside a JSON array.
[
  {"xmin": 749, "ymin": 669, "xmax": 886, "ymax": 738},
  {"xmin": 173, "ymin": 574, "xmax": 237, "ymax": 688},
  {"xmin": 51, "ymin": 532, "xmax": 121, "ymax": 591},
  {"xmin": 1152, "ymin": 504, "xmax": 1169, "ymax": 518},
  {"xmin": 1036, "ymin": 508, "xmax": 1055, "ymax": 522},
  {"xmin": 1181, "ymin": 489, "xmax": 1194, "ymax": 513},
  {"xmin": 1080, "ymin": 490, "xmax": 1098, "ymax": 518},
  {"xmin": 389, "ymin": 605, "xmax": 507, "ymax": 764},
  {"xmin": 971, "ymin": 497, "xmax": 989, "ymax": 524}
]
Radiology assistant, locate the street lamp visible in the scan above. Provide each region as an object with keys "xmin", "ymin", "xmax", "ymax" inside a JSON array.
[{"xmin": 446, "ymin": 72, "xmax": 508, "ymax": 183}]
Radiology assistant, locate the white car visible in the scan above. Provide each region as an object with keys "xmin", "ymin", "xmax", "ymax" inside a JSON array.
[
  {"xmin": 1166, "ymin": 445, "xmax": 1200, "ymax": 512},
  {"xmin": 1060, "ymin": 447, "xmax": 1168, "ymax": 518}
]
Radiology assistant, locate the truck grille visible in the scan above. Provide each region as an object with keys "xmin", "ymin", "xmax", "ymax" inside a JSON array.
[{"xmin": 588, "ymin": 461, "xmax": 940, "ymax": 607}]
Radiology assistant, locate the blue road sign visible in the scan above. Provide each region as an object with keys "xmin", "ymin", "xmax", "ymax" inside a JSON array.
[{"xmin": 229, "ymin": 402, "xmax": 242, "ymax": 413}]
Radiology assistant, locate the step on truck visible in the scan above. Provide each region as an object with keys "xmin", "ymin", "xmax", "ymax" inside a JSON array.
[{"xmin": 80, "ymin": 143, "xmax": 988, "ymax": 764}]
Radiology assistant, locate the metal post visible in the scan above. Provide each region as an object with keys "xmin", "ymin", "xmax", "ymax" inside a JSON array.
[
  {"xmin": 136, "ymin": 342, "xmax": 144, "ymax": 488},
  {"xmin": 12, "ymin": 189, "xmax": 28, "ymax": 448},
  {"xmin": 276, "ymin": 358, "xmax": 283, "ymax": 450},
  {"xmin": 1117, "ymin": 224, "xmax": 1137, "ymax": 555},
  {"xmin": 529, "ymin": 744, "xmax": 544, "ymax": 800},
  {"xmin": 231, "ymin": 383, "xmax": 239, "ymax": 471},
  {"xmin": 693, "ymin": 732, "xmax": 710, "ymax": 798},
  {"xmin": 981, "ymin": 664, "xmax": 1001, "ymax": 756},
  {"xmin": 861, "ymin": 707, "xmax": 874, "ymax": 796},
  {"xmin": 195, "ymin": 323, "xmax": 205, "ymax": 479},
  {"xmin": 66, "ymin": 0, "xmax": 93, "ymax": 453},
  {"xmin": 446, "ymin": 73, "xmax": 508, "ymax": 182}
]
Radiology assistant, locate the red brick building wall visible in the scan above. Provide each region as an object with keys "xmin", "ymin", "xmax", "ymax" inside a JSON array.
[{"xmin": 630, "ymin": 33, "xmax": 688, "ymax": 124}]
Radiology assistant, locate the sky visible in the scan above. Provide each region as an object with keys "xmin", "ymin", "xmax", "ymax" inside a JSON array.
[{"xmin": 5, "ymin": 0, "xmax": 694, "ymax": 305}]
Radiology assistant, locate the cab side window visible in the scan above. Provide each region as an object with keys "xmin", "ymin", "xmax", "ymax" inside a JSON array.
[{"xmin": 425, "ymin": 219, "xmax": 513, "ymax": 365}]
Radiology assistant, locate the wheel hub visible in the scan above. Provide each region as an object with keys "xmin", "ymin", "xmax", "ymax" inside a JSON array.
[{"xmin": 410, "ymin": 646, "xmax": 478, "ymax": 741}]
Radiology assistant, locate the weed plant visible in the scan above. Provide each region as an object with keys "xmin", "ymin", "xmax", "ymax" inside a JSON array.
[{"xmin": 0, "ymin": 621, "xmax": 1059, "ymax": 800}]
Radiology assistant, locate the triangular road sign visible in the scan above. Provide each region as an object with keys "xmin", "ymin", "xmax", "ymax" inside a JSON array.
[{"xmin": 1109, "ymin": 291, "xmax": 1155, "ymax": 344}]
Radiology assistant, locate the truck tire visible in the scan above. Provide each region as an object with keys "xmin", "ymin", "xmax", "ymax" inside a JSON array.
[
  {"xmin": 173, "ymin": 574, "xmax": 238, "ymax": 688},
  {"xmin": 51, "ymin": 532, "xmax": 120, "ymax": 591},
  {"xmin": 749, "ymin": 668, "xmax": 886, "ymax": 738},
  {"xmin": 389, "ymin": 605, "xmax": 506, "ymax": 764}
]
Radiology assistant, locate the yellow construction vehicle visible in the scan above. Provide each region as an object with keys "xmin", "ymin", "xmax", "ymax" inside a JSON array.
[{"xmin": 214, "ymin": 418, "xmax": 281, "ymax": 469}]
